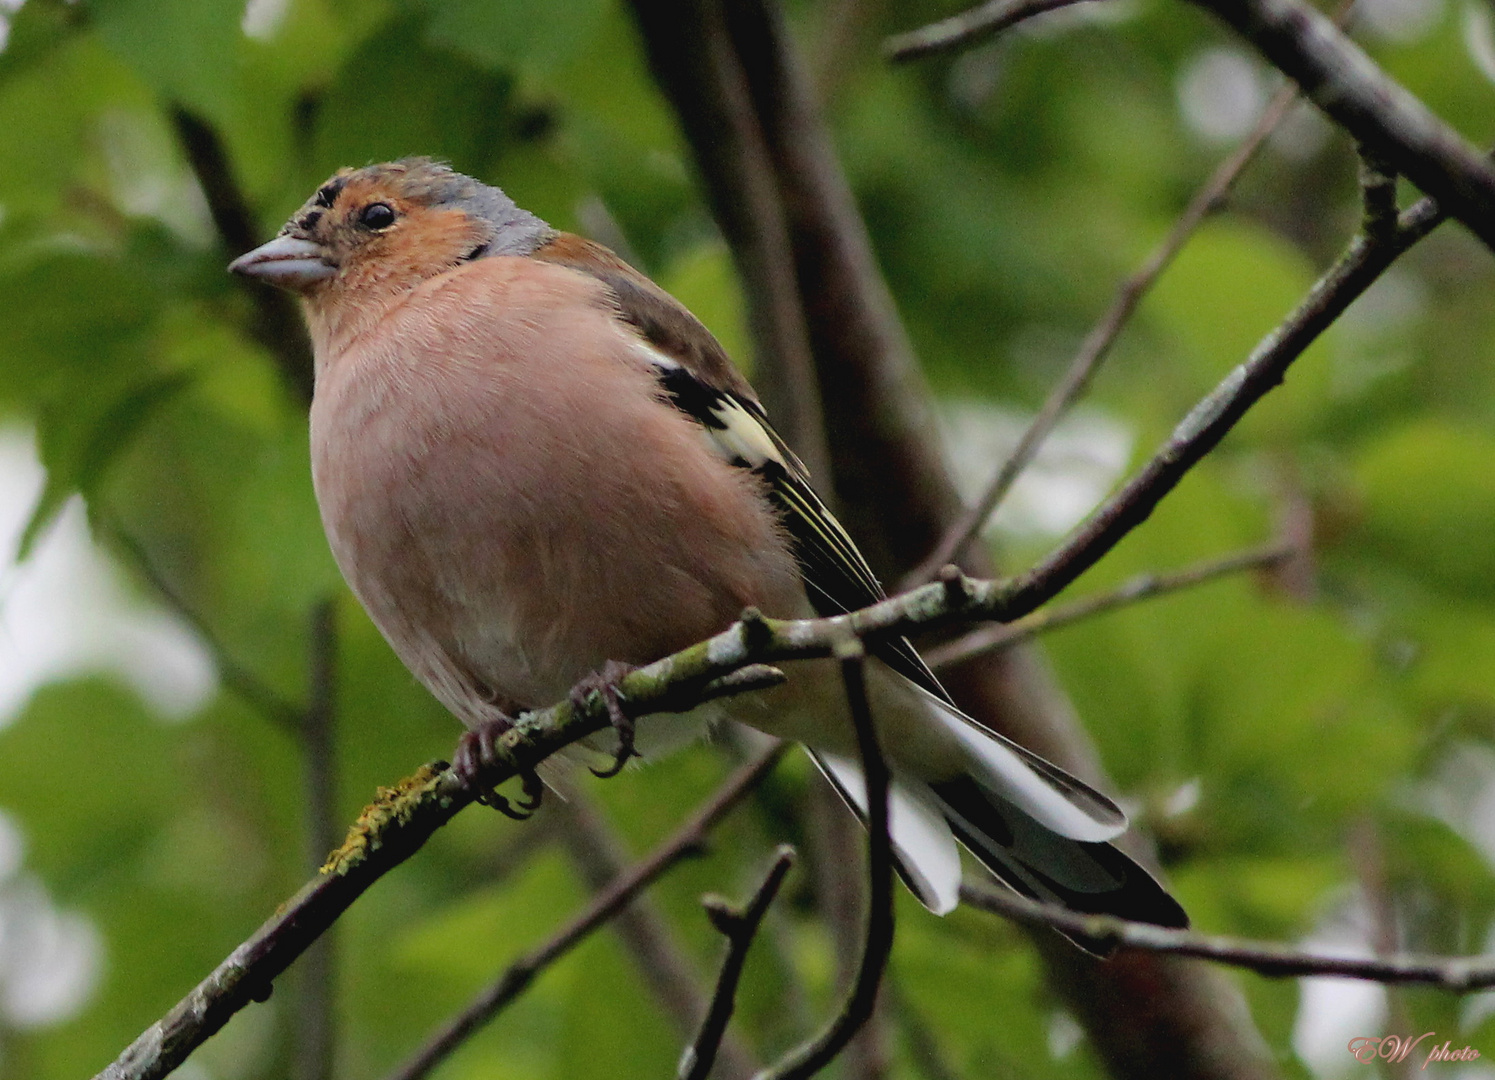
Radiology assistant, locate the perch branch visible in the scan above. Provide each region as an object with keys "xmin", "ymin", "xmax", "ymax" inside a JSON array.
[
  {"xmin": 92, "ymin": 661, "xmax": 781, "ymax": 1080},
  {"xmin": 678, "ymin": 845, "xmax": 797, "ymax": 1080}
]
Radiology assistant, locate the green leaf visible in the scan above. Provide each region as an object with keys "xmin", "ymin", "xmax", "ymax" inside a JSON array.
[
  {"xmin": 308, "ymin": 14, "xmax": 514, "ymax": 182},
  {"xmin": 89, "ymin": 0, "xmax": 245, "ymax": 114},
  {"xmin": 18, "ymin": 370, "xmax": 192, "ymax": 560},
  {"xmin": 1354, "ymin": 419, "xmax": 1495, "ymax": 599},
  {"xmin": 421, "ymin": 0, "xmax": 610, "ymax": 78}
]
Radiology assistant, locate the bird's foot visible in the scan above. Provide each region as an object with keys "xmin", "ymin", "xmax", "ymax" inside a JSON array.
[
  {"xmin": 570, "ymin": 660, "xmax": 640, "ymax": 779},
  {"xmin": 452, "ymin": 715, "xmax": 544, "ymax": 820}
]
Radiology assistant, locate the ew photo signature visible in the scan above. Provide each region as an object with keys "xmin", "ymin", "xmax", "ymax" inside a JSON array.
[{"xmin": 1348, "ymin": 1034, "xmax": 1481, "ymax": 1069}]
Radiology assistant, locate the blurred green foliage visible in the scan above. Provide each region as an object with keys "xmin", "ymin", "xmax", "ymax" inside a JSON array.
[{"xmin": 1, "ymin": 0, "xmax": 1494, "ymax": 1077}]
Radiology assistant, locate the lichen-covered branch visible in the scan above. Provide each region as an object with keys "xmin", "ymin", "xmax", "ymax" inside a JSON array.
[{"xmin": 93, "ymin": 666, "xmax": 780, "ymax": 1080}]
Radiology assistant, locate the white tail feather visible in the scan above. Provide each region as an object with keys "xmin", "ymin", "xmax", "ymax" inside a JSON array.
[
  {"xmin": 914, "ymin": 687, "xmax": 1127, "ymax": 843},
  {"xmin": 811, "ymin": 751, "xmax": 961, "ymax": 915}
]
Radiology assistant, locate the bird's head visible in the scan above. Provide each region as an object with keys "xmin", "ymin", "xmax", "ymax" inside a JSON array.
[{"xmin": 229, "ymin": 158, "xmax": 553, "ymax": 304}]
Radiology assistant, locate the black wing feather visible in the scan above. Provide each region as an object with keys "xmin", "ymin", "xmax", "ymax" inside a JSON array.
[{"xmin": 652, "ymin": 363, "xmax": 952, "ymax": 703}]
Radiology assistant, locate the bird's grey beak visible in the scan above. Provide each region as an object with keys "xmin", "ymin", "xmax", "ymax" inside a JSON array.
[{"xmin": 228, "ymin": 235, "xmax": 335, "ymax": 290}]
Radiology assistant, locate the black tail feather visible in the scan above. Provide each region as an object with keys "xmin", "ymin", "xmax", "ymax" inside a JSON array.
[{"xmin": 935, "ymin": 775, "xmax": 1188, "ymax": 954}]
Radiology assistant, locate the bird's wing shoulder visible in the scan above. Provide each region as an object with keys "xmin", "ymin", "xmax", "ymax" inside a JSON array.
[{"xmin": 531, "ymin": 233, "xmax": 949, "ymax": 700}]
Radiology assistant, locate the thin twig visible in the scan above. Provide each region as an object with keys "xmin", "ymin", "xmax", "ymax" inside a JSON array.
[
  {"xmin": 926, "ymin": 542, "xmax": 1292, "ymax": 670},
  {"xmin": 1189, "ymin": 0, "xmax": 1495, "ymax": 254},
  {"xmin": 679, "ymin": 846, "xmax": 797, "ymax": 1080},
  {"xmin": 552, "ymin": 786, "xmax": 760, "ymax": 1079},
  {"xmin": 884, "ymin": 0, "xmax": 1105, "ymax": 61},
  {"xmin": 106, "ymin": 521, "xmax": 304, "ymax": 733},
  {"xmin": 293, "ymin": 599, "xmax": 339, "ymax": 1080},
  {"xmin": 758, "ymin": 647, "xmax": 894, "ymax": 1080},
  {"xmin": 960, "ymin": 884, "xmax": 1495, "ymax": 990},
  {"xmin": 802, "ymin": 771, "xmax": 883, "ymax": 1073},
  {"xmin": 997, "ymin": 193, "xmax": 1447, "ymax": 618},
  {"xmin": 384, "ymin": 745, "xmax": 785, "ymax": 1080},
  {"xmin": 905, "ymin": 80, "xmax": 1301, "ymax": 587}
]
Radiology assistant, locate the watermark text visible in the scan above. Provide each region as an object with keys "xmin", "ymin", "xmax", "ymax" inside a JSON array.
[{"xmin": 1348, "ymin": 1033, "xmax": 1480, "ymax": 1070}]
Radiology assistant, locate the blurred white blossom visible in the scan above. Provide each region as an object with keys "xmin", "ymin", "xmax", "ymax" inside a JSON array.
[
  {"xmin": 0, "ymin": 427, "xmax": 217, "ymax": 725},
  {"xmin": 1178, "ymin": 48, "xmax": 1268, "ymax": 143},
  {"xmin": 937, "ymin": 398, "xmax": 1133, "ymax": 540}
]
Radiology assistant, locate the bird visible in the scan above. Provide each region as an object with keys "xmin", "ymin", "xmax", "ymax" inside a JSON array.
[{"xmin": 230, "ymin": 157, "xmax": 1188, "ymax": 937}]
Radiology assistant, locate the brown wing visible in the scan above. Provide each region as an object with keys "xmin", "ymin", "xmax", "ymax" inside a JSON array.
[
  {"xmin": 532, "ymin": 233, "xmax": 759, "ymax": 403},
  {"xmin": 532, "ymin": 232, "xmax": 952, "ymax": 702}
]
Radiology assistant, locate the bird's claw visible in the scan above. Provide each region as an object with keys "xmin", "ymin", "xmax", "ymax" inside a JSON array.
[
  {"xmin": 571, "ymin": 660, "xmax": 639, "ymax": 779},
  {"xmin": 452, "ymin": 715, "xmax": 544, "ymax": 820}
]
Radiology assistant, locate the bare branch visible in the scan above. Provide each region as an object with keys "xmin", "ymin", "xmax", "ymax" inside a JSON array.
[
  {"xmin": 884, "ymin": 0, "xmax": 1106, "ymax": 61},
  {"xmin": 1188, "ymin": 0, "xmax": 1495, "ymax": 254},
  {"xmin": 386, "ymin": 746, "xmax": 785, "ymax": 1080},
  {"xmin": 960, "ymin": 884, "xmax": 1495, "ymax": 991},
  {"xmin": 905, "ymin": 79, "xmax": 1301, "ymax": 587},
  {"xmin": 801, "ymin": 772, "xmax": 887, "ymax": 1077},
  {"xmin": 679, "ymin": 845, "xmax": 797, "ymax": 1080},
  {"xmin": 999, "ymin": 193, "xmax": 1447, "ymax": 617},
  {"xmin": 758, "ymin": 647, "xmax": 895, "ymax": 1080},
  {"xmin": 926, "ymin": 542, "xmax": 1292, "ymax": 670}
]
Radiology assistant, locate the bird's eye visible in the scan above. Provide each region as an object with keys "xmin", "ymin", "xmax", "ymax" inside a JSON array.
[{"xmin": 359, "ymin": 202, "xmax": 396, "ymax": 230}]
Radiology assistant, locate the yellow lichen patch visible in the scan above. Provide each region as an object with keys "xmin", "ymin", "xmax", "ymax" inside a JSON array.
[{"xmin": 321, "ymin": 763, "xmax": 448, "ymax": 876}]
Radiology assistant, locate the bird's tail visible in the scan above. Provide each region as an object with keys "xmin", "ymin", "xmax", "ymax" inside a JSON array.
[{"xmin": 810, "ymin": 688, "xmax": 1188, "ymax": 949}]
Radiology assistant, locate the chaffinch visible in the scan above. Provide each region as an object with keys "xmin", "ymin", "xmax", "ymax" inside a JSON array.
[{"xmin": 230, "ymin": 158, "xmax": 1186, "ymax": 931}]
